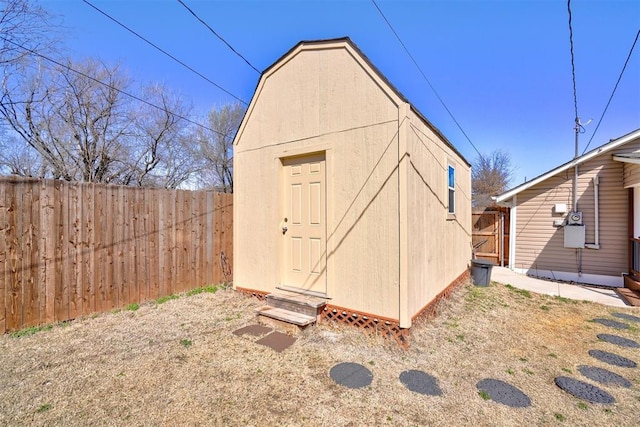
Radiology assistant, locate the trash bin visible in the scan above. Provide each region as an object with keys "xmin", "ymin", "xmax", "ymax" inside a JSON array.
[{"xmin": 470, "ymin": 259, "xmax": 494, "ymax": 286}]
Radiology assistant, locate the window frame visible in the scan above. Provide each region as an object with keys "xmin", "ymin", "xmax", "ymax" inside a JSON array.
[{"xmin": 447, "ymin": 164, "xmax": 455, "ymax": 215}]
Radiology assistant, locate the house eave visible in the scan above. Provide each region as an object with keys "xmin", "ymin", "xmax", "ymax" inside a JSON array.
[
  {"xmin": 495, "ymin": 127, "xmax": 640, "ymax": 203},
  {"xmin": 613, "ymin": 154, "xmax": 640, "ymax": 164}
]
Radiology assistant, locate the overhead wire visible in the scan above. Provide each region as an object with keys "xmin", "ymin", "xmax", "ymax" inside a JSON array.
[
  {"xmin": 567, "ymin": 0, "xmax": 580, "ymax": 125},
  {"xmin": 0, "ymin": 36, "xmax": 224, "ymax": 136},
  {"xmin": 176, "ymin": 0, "xmax": 260, "ymax": 74},
  {"xmin": 81, "ymin": 0, "xmax": 247, "ymax": 105},
  {"xmin": 370, "ymin": 0, "xmax": 483, "ymax": 160},
  {"xmin": 582, "ymin": 29, "xmax": 640, "ymax": 154}
]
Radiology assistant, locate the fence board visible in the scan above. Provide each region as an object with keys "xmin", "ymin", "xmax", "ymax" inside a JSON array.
[
  {"xmin": 25, "ymin": 180, "xmax": 39, "ymax": 327},
  {"xmin": 68, "ymin": 182, "xmax": 81, "ymax": 319},
  {"xmin": 82, "ymin": 183, "xmax": 94, "ymax": 316},
  {"xmin": 0, "ymin": 177, "xmax": 232, "ymax": 333},
  {"xmin": 42, "ymin": 181, "xmax": 55, "ymax": 324},
  {"xmin": 93, "ymin": 184, "xmax": 104, "ymax": 314},
  {"xmin": 157, "ymin": 189, "xmax": 167, "ymax": 297},
  {"xmin": 53, "ymin": 180, "xmax": 67, "ymax": 323},
  {"xmin": 6, "ymin": 178, "xmax": 21, "ymax": 331},
  {"xmin": 174, "ymin": 190, "xmax": 185, "ymax": 293},
  {"xmin": 103, "ymin": 186, "xmax": 114, "ymax": 310},
  {"xmin": 0, "ymin": 179, "xmax": 6, "ymax": 333},
  {"xmin": 148, "ymin": 189, "xmax": 159, "ymax": 300},
  {"xmin": 219, "ymin": 192, "xmax": 233, "ymax": 283},
  {"xmin": 78, "ymin": 183, "xmax": 95, "ymax": 316}
]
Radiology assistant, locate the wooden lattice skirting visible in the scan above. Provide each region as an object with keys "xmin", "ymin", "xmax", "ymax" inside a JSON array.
[
  {"xmin": 319, "ymin": 305, "xmax": 409, "ymax": 348},
  {"xmin": 235, "ymin": 287, "xmax": 268, "ymax": 302},
  {"xmin": 411, "ymin": 269, "xmax": 471, "ymax": 323},
  {"xmin": 320, "ymin": 269, "xmax": 470, "ymax": 349},
  {"xmin": 235, "ymin": 269, "xmax": 470, "ymax": 349}
]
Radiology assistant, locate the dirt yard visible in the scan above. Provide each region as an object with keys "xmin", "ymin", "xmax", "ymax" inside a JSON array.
[{"xmin": 1, "ymin": 281, "xmax": 639, "ymax": 426}]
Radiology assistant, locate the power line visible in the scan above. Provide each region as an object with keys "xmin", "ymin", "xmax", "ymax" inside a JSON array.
[
  {"xmin": 370, "ymin": 0, "xmax": 482, "ymax": 159},
  {"xmin": 0, "ymin": 36, "xmax": 224, "ymax": 136},
  {"xmin": 582, "ymin": 29, "xmax": 640, "ymax": 154},
  {"xmin": 176, "ymin": 0, "xmax": 260, "ymax": 74},
  {"xmin": 81, "ymin": 0, "xmax": 247, "ymax": 105},
  {"xmin": 567, "ymin": 0, "xmax": 579, "ymax": 123}
]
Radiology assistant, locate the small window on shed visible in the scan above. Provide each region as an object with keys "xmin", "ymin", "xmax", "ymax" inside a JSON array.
[{"xmin": 447, "ymin": 164, "xmax": 455, "ymax": 214}]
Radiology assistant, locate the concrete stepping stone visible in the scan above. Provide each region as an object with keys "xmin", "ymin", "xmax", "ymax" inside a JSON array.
[
  {"xmin": 476, "ymin": 378, "xmax": 531, "ymax": 408},
  {"xmin": 578, "ymin": 365, "xmax": 632, "ymax": 388},
  {"xmin": 255, "ymin": 331, "xmax": 296, "ymax": 352},
  {"xmin": 592, "ymin": 318, "xmax": 630, "ymax": 330},
  {"xmin": 597, "ymin": 333, "xmax": 640, "ymax": 348},
  {"xmin": 232, "ymin": 324, "xmax": 273, "ymax": 337},
  {"xmin": 329, "ymin": 362, "xmax": 373, "ymax": 389},
  {"xmin": 399, "ymin": 370, "xmax": 443, "ymax": 396},
  {"xmin": 555, "ymin": 376, "xmax": 615, "ymax": 404},
  {"xmin": 611, "ymin": 312, "xmax": 640, "ymax": 323},
  {"xmin": 588, "ymin": 349, "xmax": 637, "ymax": 368}
]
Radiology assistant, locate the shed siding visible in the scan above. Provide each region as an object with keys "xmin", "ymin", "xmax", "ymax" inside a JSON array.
[
  {"xmin": 514, "ymin": 155, "xmax": 627, "ymax": 281},
  {"xmin": 405, "ymin": 113, "xmax": 472, "ymax": 318},
  {"xmin": 234, "ymin": 43, "xmax": 402, "ymax": 319}
]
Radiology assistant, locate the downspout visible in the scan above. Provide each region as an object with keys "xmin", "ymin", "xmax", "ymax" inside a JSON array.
[
  {"xmin": 585, "ymin": 176, "xmax": 600, "ymax": 249},
  {"xmin": 500, "ymin": 211, "xmax": 505, "ymax": 267},
  {"xmin": 508, "ymin": 195, "xmax": 517, "ymax": 269}
]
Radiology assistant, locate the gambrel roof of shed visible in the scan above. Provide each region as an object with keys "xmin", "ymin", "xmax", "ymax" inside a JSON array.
[
  {"xmin": 495, "ymin": 127, "xmax": 640, "ymax": 203},
  {"xmin": 236, "ymin": 37, "xmax": 470, "ymax": 167}
]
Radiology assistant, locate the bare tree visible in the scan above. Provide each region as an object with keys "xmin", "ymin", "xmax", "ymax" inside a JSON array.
[
  {"xmin": 0, "ymin": 58, "xmax": 133, "ymax": 181},
  {"xmin": 0, "ymin": 133, "xmax": 48, "ymax": 176},
  {"xmin": 0, "ymin": 0, "xmax": 60, "ymax": 68},
  {"xmin": 0, "ymin": 57, "xmax": 197, "ymax": 187},
  {"xmin": 192, "ymin": 102, "xmax": 244, "ymax": 192},
  {"xmin": 472, "ymin": 149, "xmax": 515, "ymax": 207},
  {"xmin": 122, "ymin": 83, "xmax": 197, "ymax": 188}
]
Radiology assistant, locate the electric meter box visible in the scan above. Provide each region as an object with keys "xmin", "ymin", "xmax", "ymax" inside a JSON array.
[{"xmin": 564, "ymin": 224, "xmax": 585, "ymax": 248}]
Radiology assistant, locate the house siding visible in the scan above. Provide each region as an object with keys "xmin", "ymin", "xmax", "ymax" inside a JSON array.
[
  {"xmin": 513, "ymin": 154, "xmax": 627, "ymax": 283},
  {"xmin": 623, "ymin": 163, "xmax": 640, "ymax": 188}
]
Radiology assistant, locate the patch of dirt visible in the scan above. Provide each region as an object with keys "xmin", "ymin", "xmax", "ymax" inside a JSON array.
[{"xmin": 1, "ymin": 283, "xmax": 639, "ymax": 426}]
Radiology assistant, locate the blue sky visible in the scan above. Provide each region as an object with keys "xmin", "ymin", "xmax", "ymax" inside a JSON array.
[{"xmin": 41, "ymin": 0, "xmax": 639, "ymax": 187}]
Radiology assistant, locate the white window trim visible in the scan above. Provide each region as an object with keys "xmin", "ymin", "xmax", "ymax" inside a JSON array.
[{"xmin": 447, "ymin": 164, "xmax": 455, "ymax": 215}]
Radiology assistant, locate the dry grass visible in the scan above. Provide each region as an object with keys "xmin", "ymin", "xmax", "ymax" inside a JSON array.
[{"xmin": 1, "ymin": 281, "xmax": 639, "ymax": 426}]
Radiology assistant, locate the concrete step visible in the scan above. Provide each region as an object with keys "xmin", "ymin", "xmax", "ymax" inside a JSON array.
[{"xmin": 255, "ymin": 305, "xmax": 316, "ymax": 326}]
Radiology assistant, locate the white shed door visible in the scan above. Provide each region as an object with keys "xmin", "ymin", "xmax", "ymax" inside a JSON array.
[{"xmin": 282, "ymin": 153, "xmax": 327, "ymax": 294}]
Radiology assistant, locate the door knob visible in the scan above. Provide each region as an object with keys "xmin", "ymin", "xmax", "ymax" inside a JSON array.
[{"xmin": 281, "ymin": 218, "xmax": 288, "ymax": 234}]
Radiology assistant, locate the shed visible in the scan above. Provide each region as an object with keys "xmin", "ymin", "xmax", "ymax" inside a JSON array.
[
  {"xmin": 233, "ymin": 38, "xmax": 471, "ymax": 337},
  {"xmin": 495, "ymin": 128, "xmax": 640, "ymax": 290}
]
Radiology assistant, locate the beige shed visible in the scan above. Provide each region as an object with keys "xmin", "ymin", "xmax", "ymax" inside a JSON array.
[{"xmin": 233, "ymin": 38, "xmax": 471, "ymax": 341}]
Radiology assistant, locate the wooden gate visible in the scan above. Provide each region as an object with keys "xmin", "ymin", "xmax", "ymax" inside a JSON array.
[{"xmin": 472, "ymin": 207, "xmax": 510, "ymax": 266}]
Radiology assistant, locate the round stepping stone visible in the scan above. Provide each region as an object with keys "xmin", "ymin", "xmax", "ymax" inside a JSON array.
[
  {"xmin": 578, "ymin": 365, "xmax": 632, "ymax": 388},
  {"xmin": 329, "ymin": 362, "xmax": 372, "ymax": 389},
  {"xmin": 555, "ymin": 376, "xmax": 615, "ymax": 404},
  {"xmin": 611, "ymin": 312, "xmax": 640, "ymax": 323},
  {"xmin": 476, "ymin": 378, "xmax": 531, "ymax": 408},
  {"xmin": 592, "ymin": 318, "xmax": 629, "ymax": 330},
  {"xmin": 399, "ymin": 370, "xmax": 443, "ymax": 396},
  {"xmin": 597, "ymin": 333, "xmax": 640, "ymax": 348},
  {"xmin": 588, "ymin": 349, "xmax": 637, "ymax": 368}
]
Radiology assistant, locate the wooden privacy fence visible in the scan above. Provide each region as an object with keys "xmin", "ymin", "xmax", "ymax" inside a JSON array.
[
  {"xmin": 472, "ymin": 207, "xmax": 510, "ymax": 266},
  {"xmin": 0, "ymin": 176, "xmax": 233, "ymax": 334}
]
